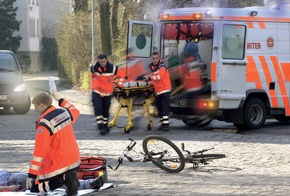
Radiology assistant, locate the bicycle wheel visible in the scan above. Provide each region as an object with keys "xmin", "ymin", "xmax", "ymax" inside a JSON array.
[{"xmin": 142, "ymin": 135, "xmax": 185, "ymax": 173}]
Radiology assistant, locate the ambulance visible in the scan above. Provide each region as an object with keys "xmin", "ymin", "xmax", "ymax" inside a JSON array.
[{"xmin": 126, "ymin": 6, "xmax": 290, "ymax": 130}]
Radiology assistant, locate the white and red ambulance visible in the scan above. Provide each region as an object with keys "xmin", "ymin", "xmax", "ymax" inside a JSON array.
[{"xmin": 126, "ymin": 6, "xmax": 290, "ymax": 129}]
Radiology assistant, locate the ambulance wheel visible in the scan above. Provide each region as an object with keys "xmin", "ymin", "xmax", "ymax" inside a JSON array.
[
  {"xmin": 182, "ymin": 116, "xmax": 212, "ymax": 127},
  {"xmin": 243, "ymin": 98, "xmax": 266, "ymax": 129},
  {"xmin": 182, "ymin": 119, "xmax": 198, "ymax": 127}
]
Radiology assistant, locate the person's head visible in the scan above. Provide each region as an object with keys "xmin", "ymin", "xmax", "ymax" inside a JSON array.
[
  {"xmin": 98, "ymin": 54, "xmax": 108, "ymax": 67},
  {"xmin": 150, "ymin": 52, "xmax": 160, "ymax": 65},
  {"xmin": 32, "ymin": 92, "xmax": 52, "ymax": 114}
]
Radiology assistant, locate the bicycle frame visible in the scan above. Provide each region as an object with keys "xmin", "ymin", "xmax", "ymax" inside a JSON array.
[
  {"xmin": 108, "ymin": 138, "xmax": 181, "ymax": 171},
  {"xmin": 181, "ymin": 143, "xmax": 226, "ymax": 169},
  {"xmin": 109, "ymin": 136, "xmax": 225, "ymax": 172}
]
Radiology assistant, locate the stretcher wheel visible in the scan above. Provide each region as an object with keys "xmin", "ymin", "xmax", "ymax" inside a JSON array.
[
  {"xmin": 108, "ymin": 122, "xmax": 114, "ymax": 128},
  {"xmin": 147, "ymin": 124, "xmax": 152, "ymax": 131},
  {"xmin": 124, "ymin": 128, "xmax": 132, "ymax": 134},
  {"xmin": 124, "ymin": 125, "xmax": 133, "ymax": 134}
]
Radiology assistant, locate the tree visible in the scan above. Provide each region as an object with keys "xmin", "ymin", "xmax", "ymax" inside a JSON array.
[
  {"xmin": 187, "ymin": 0, "xmax": 264, "ymax": 7},
  {"xmin": 226, "ymin": 0, "xmax": 263, "ymax": 7},
  {"xmin": 0, "ymin": 0, "xmax": 22, "ymax": 52},
  {"xmin": 111, "ymin": 0, "xmax": 119, "ymax": 41},
  {"xmin": 99, "ymin": 0, "xmax": 112, "ymax": 55},
  {"xmin": 56, "ymin": 12, "xmax": 92, "ymax": 86},
  {"xmin": 74, "ymin": 0, "xmax": 89, "ymax": 12},
  {"xmin": 42, "ymin": 37, "xmax": 57, "ymax": 70}
]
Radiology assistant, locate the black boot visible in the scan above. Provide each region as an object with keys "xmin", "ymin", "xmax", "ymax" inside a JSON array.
[
  {"xmin": 158, "ymin": 125, "xmax": 164, "ymax": 131},
  {"xmin": 163, "ymin": 125, "xmax": 169, "ymax": 132},
  {"xmin": 98, "ymin": 124, "xmax": 103, "ymax": 131},
  {"xmin": 100, "ymin": 125, "xmax": 110, "ymax": 136},
  {"xmin": 157, "ymin": 124, "xmax": 164, "ymax": 131}
]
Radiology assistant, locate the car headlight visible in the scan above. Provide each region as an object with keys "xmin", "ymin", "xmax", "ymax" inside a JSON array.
[{"xmin": 14, "ymin": 83, "xmax": 27, "ymax": 92}]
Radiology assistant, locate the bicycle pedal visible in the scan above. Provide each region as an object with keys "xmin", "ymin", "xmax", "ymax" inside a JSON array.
[{"xmin": 192, "ymin": 163, "xmax": 199, "ymax": 169}]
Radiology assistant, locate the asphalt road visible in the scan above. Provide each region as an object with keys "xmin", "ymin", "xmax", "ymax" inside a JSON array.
[{"xmin": 1, "ymin": 71, "xmax": 290, "ymax": 195}]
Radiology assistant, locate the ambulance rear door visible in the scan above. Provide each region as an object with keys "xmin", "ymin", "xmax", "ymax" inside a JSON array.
[
  {"xmin": 215, "ymin": 22, "xmax": 247, "ymax": 108},
  {"xmin": 126, "ymin": 21, "xmax": 155, "ymax": 77}
]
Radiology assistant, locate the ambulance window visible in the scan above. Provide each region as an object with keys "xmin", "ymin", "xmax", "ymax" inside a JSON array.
[
  {"xmin": 130, "ymin": 24, "xmax": 153, "ymax": 58},
  {"xmin": 222, "ymin": 25, "xmax": 246, "ymax": 60}
]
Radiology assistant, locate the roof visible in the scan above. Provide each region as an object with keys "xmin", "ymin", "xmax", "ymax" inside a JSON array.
[
  {"xmin": 0, "ymin": 50, "xmax": 14, "ymax": 54},
  {"xmin": 159, "ymin": 6, "xmax": 290, "ymax": 22}
]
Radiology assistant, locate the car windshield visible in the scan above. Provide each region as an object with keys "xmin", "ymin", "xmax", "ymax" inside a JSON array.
[{"xmin": 0, "ymin": 53, "xmax": 18, "ymax": 72}]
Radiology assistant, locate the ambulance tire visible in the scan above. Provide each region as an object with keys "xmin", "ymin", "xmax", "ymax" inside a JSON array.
[
  {"xmin": 182, "ymin": 116, "xmax": 212, "ymax": 127},
  {"xmin": 243, "ymin": 98, "xmax": 266, "ymax": 129},
  {"xmin": 182, "ymin": 119, "xmax": 198, "ymax": 127}
]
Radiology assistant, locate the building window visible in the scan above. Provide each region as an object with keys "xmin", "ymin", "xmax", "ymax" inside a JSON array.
[
  {"xmin": 37, "ymin": 20, "xmax": 39, "ymax": 37},
  {"xmin": 30, "ymin": 19, "xmax": 36, "ymax": 37},
  {"xmin": 36, "ymin": 0, "xmax": 39, "ymax": 6}
]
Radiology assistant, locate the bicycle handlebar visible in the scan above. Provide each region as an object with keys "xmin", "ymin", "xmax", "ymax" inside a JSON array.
[
  {"xmin": 127, "ymin": 138, "xmax": 136, "ymax": 151},
  {"xmin": 182, "ymin": 143, "xmax": 214, "ymax": 155},
  {"xmin": 193, "ymin": 147, "xmax": 214, "ymax": 154},
  {"xmin": 108, "ymin": 138, "xmax": 137, "ymax": 171}
]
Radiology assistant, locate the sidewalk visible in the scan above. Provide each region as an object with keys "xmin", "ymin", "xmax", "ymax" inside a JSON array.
[{"xmin": 24, "ymin": 71, "xmax": 91, "ymax": 105}]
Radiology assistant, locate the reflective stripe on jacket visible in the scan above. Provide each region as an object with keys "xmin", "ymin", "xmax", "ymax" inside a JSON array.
[
  {"xmin": 149, "ymin": 61, "xmax": 172, "ymax": 95},
  {"xmin": 28, "ymin": 99, "xmax": 80, "ymax": 182},
  {"xmin": 91, "ymin": 62, "xmax": 125, "ymax": 96}
]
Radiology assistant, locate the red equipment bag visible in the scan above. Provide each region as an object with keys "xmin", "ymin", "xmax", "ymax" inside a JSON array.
[{"xmin": 77, "ymin": 156, "xmax": 108, "ymax": 183}]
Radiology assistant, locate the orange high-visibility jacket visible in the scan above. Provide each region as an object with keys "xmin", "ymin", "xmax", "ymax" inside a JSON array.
[
  {"xmin": 28, "ymin": 99, "xmax": 80, "ymax": 182},
  {"xmin": 149, "ymin": 61, "xmax": 172, "ymax": 95},
  {"xmin": 90, "ymin": 62, "xmax": 125, "ymax": 96}
]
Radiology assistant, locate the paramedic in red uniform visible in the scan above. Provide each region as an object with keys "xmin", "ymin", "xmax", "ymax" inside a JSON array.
[
  {"xmin": 148, "ymin": 52, "xmax": 172, "ymax": 131},
  {"xmin": 26, "ymin": 91, "xmax": 81, "ymax": 195},
  {"xmin": 90, "ymin": 54, "xmax": 125, "ymax": 135}
]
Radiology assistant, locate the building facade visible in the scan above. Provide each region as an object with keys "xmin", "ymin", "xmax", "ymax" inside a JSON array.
[
  {"xmin": 15, "ymin": 0, "xmax": 41, "ymax": 72},
  {"xmin": 14, "ymin": 0, "xmax": 71, "ymax": 72}
]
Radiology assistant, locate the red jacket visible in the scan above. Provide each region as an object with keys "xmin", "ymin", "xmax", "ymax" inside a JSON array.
[
  {"xmin": 149, "ymin": 61, "xmax": 172, "ymax": 95},
  {"xmin": 91, "ymin": 62, "xmax": 125, "ymax": 96},
  {"xmin": 28, "ymin": 99, "xmax": 80, "ymax": 182}
]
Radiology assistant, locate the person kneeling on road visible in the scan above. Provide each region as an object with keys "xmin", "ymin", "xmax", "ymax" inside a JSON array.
[{"xmin": 26, "ymin": 91, "xmax": 80, "ymax": 195}]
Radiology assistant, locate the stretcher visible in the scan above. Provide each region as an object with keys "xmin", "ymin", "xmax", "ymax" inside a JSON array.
[{"xmin": 108, "ymin": 81, "xmax": 154, "ymax": 133}]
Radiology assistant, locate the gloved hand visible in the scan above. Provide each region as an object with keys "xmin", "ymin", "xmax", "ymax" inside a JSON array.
[
  {"xmin": 51, "ymin": 89, "xmax": 61, "ymax": 101},
  {"xmin": 136, "ymin": 74, "xmax": 145, "ymax": 80},
  {"xmin": 26, "ymin": 177, "xmax": 34, "ymax": 190},
  {"xmin": 116, "ymin": 82, "xmax": 123, "ymax": 89}
]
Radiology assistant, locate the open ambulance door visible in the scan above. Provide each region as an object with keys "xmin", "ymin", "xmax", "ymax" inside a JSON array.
[
  {"xmin": 126, "ymin": 21, "xmax": 155, "ymax": 80},
  {"xmin": 215, "ymin": 22, "xmax": 247, "ymax": 105}
]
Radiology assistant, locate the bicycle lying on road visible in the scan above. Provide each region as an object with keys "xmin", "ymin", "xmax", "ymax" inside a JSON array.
[{"xmin": 108, "ymin": 135, "xmax": 226, "ymax": 173}]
